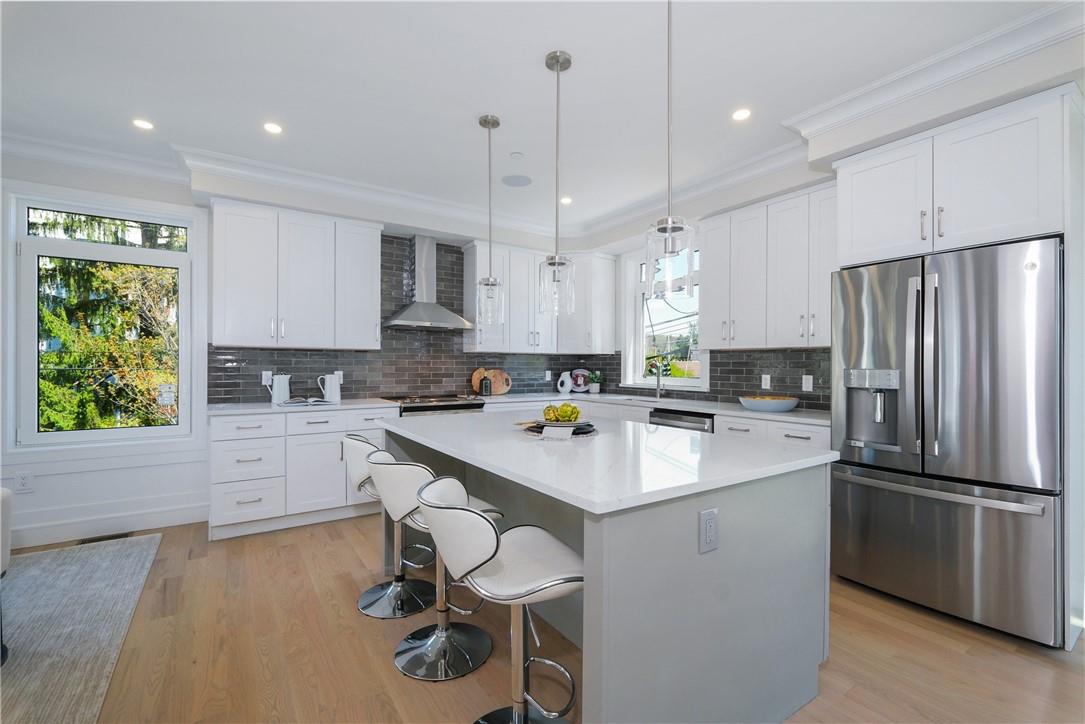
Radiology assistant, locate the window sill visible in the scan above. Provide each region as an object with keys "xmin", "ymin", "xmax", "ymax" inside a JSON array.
[{"xmin": 619, "ymin": 380, "xmax": 710, "ymax": 393}]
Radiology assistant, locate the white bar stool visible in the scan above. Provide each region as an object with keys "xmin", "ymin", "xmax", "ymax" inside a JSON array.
[
  {"xmin": 367, "ymin": 450, "xmax": 503, "ymax": 681},
  {"xmin": 418, "ymin": 476, "xmax": 584, "ymax": 723},
  {"xmin": 346, "ymin": 436, "xmax": 437, "ymax": 619}
]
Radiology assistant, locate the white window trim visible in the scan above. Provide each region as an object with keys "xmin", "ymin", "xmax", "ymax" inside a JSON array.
[
  {"xmin": 3, "ymin": 180, "xmax": 208, "ymax": 461},
  {"xmin": 618, "ymin": 250, "xmax": 710, "ymax": 392}
]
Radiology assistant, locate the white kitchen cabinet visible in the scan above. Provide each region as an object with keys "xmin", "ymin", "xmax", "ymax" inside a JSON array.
[
  {"xmin": 507, "ymin": 248, "xmax": 557, "ymax": 354},
  {"xmin": 697, "ymin": 214, "xmax": 731, "ymax": 349},
  {"xmin": 285, "ymin": 431, "xmax": 347, "ymax": 515},
  {"xmin": 211, "ymin": 200, "xmax": 383, "ymax": 350},
  {"xmin": 728, "ymin": 205, "xmax": 768, "ymax": 349},
  {"xmin": 766, "ymin": 195, "xmax": 810, "ymax": 348},
  {"xmin": 211, "ymin": 201, "xmax": 279, "ymax": 347},
  {"xmin": 277, "ymin": 211, "xmax": 336, "ymax": 348},
  {"xmin": 463, "ymin": 242, "xmax": 511, "ymax": 353},
  {"xmin": 806, "ymin": 187, "xmax": 837, "ymax": 346},
  {"xmin": 210, "ymin": 477, "xmax": 287, "ymax": 527},
  {"xmin": 334, "ymin": 221, "xmax": 382, "ymax": 349},
  {"xmin": 933, "ymin": 95, "xmax": 1063, "ymax": 251},
  {"xmin": 836, "ymin": 137, "xmax": 933, "ymax": 267},
  {"xmin": 558, "ymin": 253, "xmax": 616, "ymax": 354}
]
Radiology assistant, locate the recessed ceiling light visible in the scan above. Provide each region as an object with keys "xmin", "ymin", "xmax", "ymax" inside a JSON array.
[
  {"xmin": 264, "ymin": 122, "xmax": 283, "ymax": 135},
  {"xmin": 560, "ymin": 196, "xmax": 572, "ymax": 205},
  {"xmin": 509, "ymin": 151, "xmax": 524, "ymax": 160},
  {"xmin": 502, "ymin": 174, "xmax": 533, "ymax": 188},
  {"xmin": 731, "ymin": 108, "xmax": 752, "ymax": 121},
  {"xmin": 132, "ymin": 118, "xmax": 154, "ymax": 130}
]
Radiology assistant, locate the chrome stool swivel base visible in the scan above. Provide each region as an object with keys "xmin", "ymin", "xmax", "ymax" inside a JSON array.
[
  {"xmin": 394, "ymin": 553, "xmax": 492, "ymax": 680},
  {"xmin": 357, "ymin": 576, "xmax": 436, "ymax": 619}
]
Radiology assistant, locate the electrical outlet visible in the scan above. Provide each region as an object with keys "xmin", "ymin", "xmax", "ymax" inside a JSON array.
[
  {"xmin": 761, "ymin": 374, "xmax": 771, "ymax": 390},
  {"xmin": 802, "ymin": 374, "xmax": 814, "ymax": 392},
  {"xmin": 335, "ymin": 370, "xmax": 344, "ymax": 384},
  {"xmin": 544, "ymin": 370, "xmax": 552, "ymax": 381},
  {"xmin": 14, "ymin": 471, "xmax": 34, "ymax": 494},
  {"xmin": 261, "ymin": 370, "xmax": 273, "ymax": 385},
  {"xmin": 698, "ymin": 508, "xmax": 719, "ymax": 554}
]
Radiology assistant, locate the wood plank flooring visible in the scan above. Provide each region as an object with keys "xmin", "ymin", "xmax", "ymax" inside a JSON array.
[{"xmin": 16, "ymin": 515, "xmax": 1085, "ymax": 723}]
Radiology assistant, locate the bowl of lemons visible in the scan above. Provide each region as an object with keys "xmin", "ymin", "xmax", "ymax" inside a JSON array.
[
  {"xmin": 738, "ymin": 395, "xmax": 799, "ymax": 413},
  {"xmin": 536, "ymin": 402, "xmax": 586, "ymax": 426}
]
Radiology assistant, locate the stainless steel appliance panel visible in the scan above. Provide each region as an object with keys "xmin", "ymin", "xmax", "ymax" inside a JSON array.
[
  {"xmin": 923, "ymin": 238, "xmax": 1061, "ymax": 490},
  {"xmin": 831, "ymin": 258, "xmax": 923, "ymax": 472},
  {"xmin": 830, "ymin": 463, "xmax": 1061, "ymax": 646}
]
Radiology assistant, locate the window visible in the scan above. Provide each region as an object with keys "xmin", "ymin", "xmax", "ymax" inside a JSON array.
[
  {"xmin": 12, "ymin": 194, "xmax": 197, "ymax": 447},
  {"xmin": 622, "ymin": 248, "xmax": 709, "ymax": 389}
]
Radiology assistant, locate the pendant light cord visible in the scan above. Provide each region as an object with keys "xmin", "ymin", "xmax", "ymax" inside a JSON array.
[
  {"xmin": 554, "ymin": 61, "xmax": 561, "ymax": 258},
  {"xmin": 487, "ymin": 124, "xmax": 493, "ymax": 277},
  {"xmin": 666, "ymin": 0, "xmax": 673, "ymax": 219}
]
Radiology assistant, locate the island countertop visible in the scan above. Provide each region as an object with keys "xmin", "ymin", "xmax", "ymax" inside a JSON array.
[{"xmin": 381, "ymin": 409, "xmax": 839, "ymax": 515}]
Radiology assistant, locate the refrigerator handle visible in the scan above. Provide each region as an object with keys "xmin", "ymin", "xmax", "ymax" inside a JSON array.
[
  {"xmin": 904, "ymin": 276, "xmax": 922, "ymax": 454},
  {"xmin": 832, "ymin": 471, "xmax": 1044, "ymax": 516},
  {"xmin": 924, "ymin": 272, "xmax": 940, "ymax": 456}
]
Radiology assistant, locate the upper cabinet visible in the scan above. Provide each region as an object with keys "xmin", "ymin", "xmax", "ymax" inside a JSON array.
[
  {"xmin": 508, "ymin": 248, "xmax": 557, "ymax": 354},
  {"xmin": 463, "ymin": 242, "xmax": 511, "ymax": 353},
  {"xmin": 807, "ymin": 187, "xmax": 837, "ymax": 347},
  {"xmin": 558, "ymin": 253, "xmax": 616, "ymax": 355},
  {"xmin": 729, "ymin": 204, "xmax": 768, "ymax": 349},
  {"xmin": 765, "ymin": 195, "xmax": 810, "ymax": 348},
  {"xmin": 836, "ymin": 88, "xmax": 1073, "ymax": 267},
  {"xmin": 211, "ymin": 200, "xmax": 383, "ymax": 350},
  {"xmin": 697, "ymin": 216, "xmax": 731, "ymax": 349},
  {"xmin": 836, "ymin": 137, "xmax": 933, "ymax": 268}
]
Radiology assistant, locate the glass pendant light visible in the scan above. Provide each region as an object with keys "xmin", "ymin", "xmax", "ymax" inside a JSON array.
[
  {"xmin": 539, "ymin": 50, "xmax": 575, "ymax": 316},
  {"xmin": 476, "ymin": 114, "xmax": 504, "ymax": 325},
  {"xmin": 646, "ymin": 0, "xmax": 694, "ymax": 300}
]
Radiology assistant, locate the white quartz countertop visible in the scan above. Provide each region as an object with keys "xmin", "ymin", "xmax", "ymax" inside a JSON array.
[
  {"xmin": 207, "ymin": 399, "xmax": 398, "ymax": 416},
  {"xmin": 482, "ymin": 392, "xmax": 831, "ymax": 427},
  {"xmin": 381, "ymin": 410, "xmax": 838, "ymax": 515}
]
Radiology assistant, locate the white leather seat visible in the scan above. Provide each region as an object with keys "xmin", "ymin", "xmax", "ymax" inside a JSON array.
[
  {"xmin": 343, "ymin": 434, "xmax": 380, "ymax": 500},
  {"xmin": 468, "ymin": 526, "xmax": 583, "ymax": 605}
]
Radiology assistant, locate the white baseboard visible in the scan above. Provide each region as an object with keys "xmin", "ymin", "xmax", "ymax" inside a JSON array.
[
  {"xmin": 11, "ymin": 503, "xmax": 210, "ymax": 550},
  {"xmin": 208, "ymin": 503, "xmax": 380, "ymax": 541}
]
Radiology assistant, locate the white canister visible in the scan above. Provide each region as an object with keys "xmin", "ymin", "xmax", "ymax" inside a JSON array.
[
  {"xmin": 268, "ymin": 374, "xmax": 291, "ymax": 405},
  {"xmin": 318, "ymin": 373, "xmax": 342, "ymax": 403},
  {"xmin": 556, "ymin": 371, "xmax": 573, "ymax": 394}
]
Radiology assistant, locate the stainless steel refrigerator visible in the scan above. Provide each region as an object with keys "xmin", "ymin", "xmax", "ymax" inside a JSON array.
[{"xmin": 830, "ymin": 236, "xmax": 1064, "ymax": 646}]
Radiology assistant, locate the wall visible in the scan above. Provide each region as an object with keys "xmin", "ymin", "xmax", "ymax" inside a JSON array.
[{"xmin": 208, "ymin": 237, "xmax": 830, "ymax": 410}]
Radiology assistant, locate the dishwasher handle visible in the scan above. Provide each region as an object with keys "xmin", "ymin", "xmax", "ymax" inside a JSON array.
[{"xmin": 648, "ymin": 409, "xmax": 715, "ymax": 433}]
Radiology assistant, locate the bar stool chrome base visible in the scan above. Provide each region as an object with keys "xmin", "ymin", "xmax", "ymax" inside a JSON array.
[
  {"xmin": 476, "ymin": 705, "xmax": 569, "ymax": 724},
  {"xmin": 394, "ymin": 621, "xmax": 492, "ymax": 680},
  {"xmin": 357, "ymin": 578, "xmax": 436, "ymax": 619}
]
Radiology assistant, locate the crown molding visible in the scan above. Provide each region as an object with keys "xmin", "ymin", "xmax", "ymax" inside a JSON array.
[
  {"xmin": 783, "ymin": 2, "xmax": 1085, "ymax": 141},
  {"xmin": 175, "ymin": 145, "xmax": 555, "ymax": 238},
  {"xmin": 1, "ymin": 133, "xmax": 190, "ymax": 184}
]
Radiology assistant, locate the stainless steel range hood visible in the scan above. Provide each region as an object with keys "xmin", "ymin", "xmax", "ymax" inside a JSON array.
[{"xmin": 383, "ymin": 236, "xmax": 474, "ymax": 331}]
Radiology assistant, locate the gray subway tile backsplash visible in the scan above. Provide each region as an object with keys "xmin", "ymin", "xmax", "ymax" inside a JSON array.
[{"xmin": 207, "ymin": 236, "xmax": 830, "ymax": 410}]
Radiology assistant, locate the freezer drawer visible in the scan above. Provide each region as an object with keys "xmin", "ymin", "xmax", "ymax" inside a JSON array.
[{"xmin": 830, "ymin": 464, "xmax": 1061, "ymax": 646}]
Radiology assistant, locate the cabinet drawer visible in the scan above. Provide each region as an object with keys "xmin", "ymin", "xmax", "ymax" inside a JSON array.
[
  {"xmin": 209, "ymin": 413, "xmax": 286, "ymax": 441},
  {"xmin": 210, "ymin": 438, "xmax": 286, "ymax": 483},
  {"xmin": 346, "ymin": 408, "xmax": 398, "ymax": 429},
  {"xmin": 768, "ymin": 423, "xmax": 830, "ymax": 449},
  {"xmin": 286, "ymin": 410, "xmax": 348, "ymax": 436},
  {"xmin": 210, "ymin": 477, "xmax": 286, "ymax": 526},
  {"xmin": 715, "ymin": 415, "xmax": 767, "ymax": 440}
]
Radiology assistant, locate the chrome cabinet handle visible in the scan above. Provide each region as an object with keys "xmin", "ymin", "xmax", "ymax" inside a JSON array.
[
  {"xmin": 235, "ymin": 456, "xmax": 263, "ymax": 463},
  {"xmin": 363, "ymin": 417, "xmax": 379, "ymax": 422},
  {"xmin": 920, "ymin": 210, "xmax": 928, "ymax": 241},
  {"xmin": 784, "ymin": 433, "xmax": 812, "ymax": 440},
  {"xmin": 536, "ymin": 331, "xmax": 541, "ymax": 346},
  {"xmin": 235, "ymin": 424, "xmax": 263, "ymax": 430},
  {"xmin": 937, "ymin": 206, "xmax": 945, "ymax": 237},
  {"xmin": 799, "ymin": 314, "xmax": 805, "ymax": 338},
  {"xmin": 340, "ymin": 440, "xmax": 344, "ymax": 461},
  {"xmin": 809, "ymin": 313, "xmax": 816, "ymax": 338},
  {"xmin": 306, "ymin": 419, "xmax": 330, "ymax": 425},
  {"xmin": 280, "ymin": 319, "xmax": 286, "ymax": 338},
  {"xmin": 727, "ymin": 426, "xmax": 751, "ymax": 433},
  {"xmin": 528, "ymin": 330, "xmax": 534, "ymax": 347},
  {"xmin": 730, "ymin": 320, "xmax": 736, "ymax": 340},
  {"xmin": 236, "ymin": 497, "xmax": 264, "ymax": 505},
  {"xmin": 269, "ymin": 316, "xmax": 276, "ymax": 338}
]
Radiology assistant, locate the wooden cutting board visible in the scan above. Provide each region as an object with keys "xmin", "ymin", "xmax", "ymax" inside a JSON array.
[
  {"xmin": 471, "ymin": 367, "xmax": 488, "ymax": 394},
  {"xmin": 486, "ymin": 368, "xmax": 512, "ymax": 395}
]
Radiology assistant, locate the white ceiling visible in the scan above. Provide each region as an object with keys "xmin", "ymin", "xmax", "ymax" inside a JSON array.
[{"xmin": 1, "ymin": 1, "xmax": 1051, "ymax": 232}]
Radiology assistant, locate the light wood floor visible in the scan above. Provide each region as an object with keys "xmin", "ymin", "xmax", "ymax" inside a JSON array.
[{"xmin": 18, "ymin": 516, "xmax": 1085, "ymax": 723}]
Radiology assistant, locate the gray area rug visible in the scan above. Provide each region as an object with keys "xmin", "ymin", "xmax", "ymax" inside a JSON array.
[{"xmin": 1, "ymin": 534, "xmax": 161, "ymax": 724}]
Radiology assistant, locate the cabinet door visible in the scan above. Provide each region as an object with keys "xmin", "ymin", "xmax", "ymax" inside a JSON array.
[
  {"xmin": 334, "ymin": 221, "xmax": 382, "ymax": 349},
  {"xmin": 807, "ymin": 188, "xmax": 837, "ymax": 347},
  {"xmin": 589, "ymin": 255, "xmax": 616, "ymax": 353},
  {"xmin": 766, "ymin": 195, "xmax": 810, "ymax": 348},
  {"xmin": 933, "ymin": 96, "xmax": 1062, "ymax": 251},
  {"xmin": 557, "ymin": 255, "xmax": 592, "ymax": 354},
  {"xmin": 697, "ymin": 216, "xmax": 731, "ymax": 349},
  {"xmin": 729, "ymin": 205, "xmax": 768, "ymax": 349},
  {"xmin": 508, "ymin": 248, "xmax": 536, "ymax": 353},
  {"xmin": 533, "ymin": 254, "xmax": 558, "ymax": 353},
  {"xmin": 211, "ymin": 202, "xmax": 279, "ymax": 346},
  {"xmin": 468, "ymin": 244, "xmax": 510, "ymax": 353},
  {"xmin": 277, "ymin": 211, "xmax": 336, "ymax": 348},
  {"xmin": 836, "ymin": 137, "xmax": 933, "ymax": 267},
  {"xmin": 285, "ymin": 431, "xmax": 347, "ymax": 515}
]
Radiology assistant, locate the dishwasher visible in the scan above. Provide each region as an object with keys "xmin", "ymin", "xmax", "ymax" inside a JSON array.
[{"xmin": 648, "ymin": 408, "xmax": 715, "ymax": 433}]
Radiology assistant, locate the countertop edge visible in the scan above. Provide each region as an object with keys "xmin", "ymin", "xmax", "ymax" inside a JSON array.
[{"xmin": 207, "ymin": 399, "xmax": 399, "ymax": 416}]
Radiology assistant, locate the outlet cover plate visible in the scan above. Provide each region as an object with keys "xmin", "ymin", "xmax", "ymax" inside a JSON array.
[
  {"xmin": 761, "ymin": 374, "xmax": 771, "ymax": 390},
  {"xmin": 698, "ymin": 508, "xmax": 719, "ymax": 554},
  {"xmin": 261, "ymin": 370, "xmax": 273, "ymax": 385},
  {"xmin": 802, "ymin": 374, "xmax": 814, "ymax": 392}
]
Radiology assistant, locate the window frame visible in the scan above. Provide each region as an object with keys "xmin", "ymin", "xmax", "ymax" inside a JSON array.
[{"xmin": 9, "ymin": 190, "xmax": 201, "ymax": 449}]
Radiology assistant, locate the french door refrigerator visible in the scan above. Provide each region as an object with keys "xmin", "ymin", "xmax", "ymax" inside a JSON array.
[{"xmin": 830, "ymin": 236, "xmax": 1064, "ymax": 646}]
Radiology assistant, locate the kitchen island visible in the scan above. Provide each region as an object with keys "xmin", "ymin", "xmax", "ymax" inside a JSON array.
[{"xmin": 380, "ymin": 410, "xmax": 839, "ymax": 723}]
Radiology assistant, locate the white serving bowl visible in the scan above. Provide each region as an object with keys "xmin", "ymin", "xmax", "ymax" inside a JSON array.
[{"xmin": 738, "ymin": 396, "xmax": 800, "ymax": 413}]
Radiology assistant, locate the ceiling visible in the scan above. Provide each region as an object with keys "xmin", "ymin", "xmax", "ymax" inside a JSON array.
[{"xmin": 1, "ymin": 1, "xmax": 1052, "ymax": 232}]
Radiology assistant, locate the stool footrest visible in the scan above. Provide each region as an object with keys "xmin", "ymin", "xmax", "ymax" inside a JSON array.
[
  {"xmin": 524, "ymin": 656, "xmax": 576, "ymax": 720},
  {"xmin": 447, "ymin": 580, "xmax": 485, "ymax": 615},
  {"xmin": 401, "ymin": 543, "xmax": 435, "ymax": 570}
]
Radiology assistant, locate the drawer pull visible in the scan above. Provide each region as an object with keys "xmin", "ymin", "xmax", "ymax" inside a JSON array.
[
  {"xmin": 784, "ymin": 433, "xmax": 812, "ymax": 441},
  {"xmin": 235, "ymin": 424, "xmax": 263, "ymax": 430},
  {"xmin": 306, "ymin": 419, "xmax": 331, "ymax": 425},
  {"xmin": 235, "ymin": 456, "xmax": 264, "ymax": 463},
  {"xmin": 235, "ymin": 497, "xmax": 264, "ymax": 505},
  {"xmin": 363, "ymin": 417, "xmax": 379, "ymax": 422},
  {"xmin": 727, "ymin": 426, "xmax": 751, "ymax": 433}
]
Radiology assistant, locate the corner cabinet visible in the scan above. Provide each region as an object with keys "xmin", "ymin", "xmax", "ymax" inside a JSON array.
[
  {"xmin": 697, "ymin": 216, "xmax": 731, "ymax": 349},
  {"xmin": 463, "ymin": 242, "xmax": 511, "ymax": 353},
  {"xmin": 558, "ymin": 253, "xmax": 616, "ymax": 355},
  {"xmin": 211, "ymin": 200, "xmax": 383, "ymax": 350},
  {"xmin": 728, "ymin": 204, "xmax": 768, "ymax": 349}
]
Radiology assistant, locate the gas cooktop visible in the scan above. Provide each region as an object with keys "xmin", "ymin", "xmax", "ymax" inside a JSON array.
[{"xmin": 382, "ymin": 394, "xmax": 485, "ymax": 415}]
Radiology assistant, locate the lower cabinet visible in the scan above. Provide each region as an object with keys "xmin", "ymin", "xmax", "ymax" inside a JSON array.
[
  {"xmin": 210, "ymin": 477, "xmax": 287, "ymax": 526},
  {"xmin": 714, "ymin": 413, "xmax": 829, "ymax": 448},
  {"xmin": 285, "ymin": 432, "xmax": 347, "ymax": 514}
]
